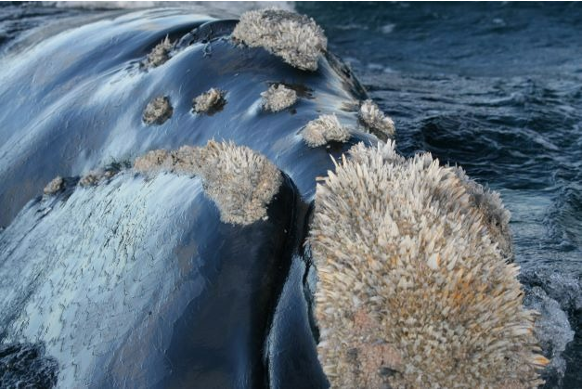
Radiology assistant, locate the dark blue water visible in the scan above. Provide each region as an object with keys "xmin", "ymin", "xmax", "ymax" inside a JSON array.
[
  {"xmin": 0, "ymin": 1, "xmax": 580, "ymax": 388},
  {"xmin": 297, "ymin": 2, "xmax": 582, "ymax": 387}
]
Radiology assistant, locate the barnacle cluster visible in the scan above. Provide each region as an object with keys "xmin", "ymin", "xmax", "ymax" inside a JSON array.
[
  {"xmin": 192, "ymin": 88, "xmax": 227, "ymax": 114},
  {"xmin": 359, "ymin": 99, "xmax": 395, "ymax": 140},
  {"xmin": 143, "ymin": 36, "xmax": 173, "ymax": 68},
  {"xmin": 309, "ymin": 141, "xmax": 547, "ymax": 388},
  {"xmin": 142, "ymin": 96, "xmax": 173, "ymax": 125},
  {"xmin": 261, "ymin": 84, "xmax": 297, "ymax": 112},
  {"xmin": 232, "ymin": 9, "xmax": 327, "ymax": 71},
  {"xmin": 133, "ymin": 140, "xmax": 282, "ymax": 225},
  {"xmin": 43, "ymin": 176, "xmax": 65, "ymax": 195},
  {"xmin": 302, "ymin": 114, "xmax": 351, "ymax": 147}
]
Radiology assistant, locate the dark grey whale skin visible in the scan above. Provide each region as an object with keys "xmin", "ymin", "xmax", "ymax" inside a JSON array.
[{"xmin": 0, "ymin": 8, "xmax": 375, "ymax": 388}]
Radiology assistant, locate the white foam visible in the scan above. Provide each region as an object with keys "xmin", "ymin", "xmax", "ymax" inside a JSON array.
[
  {"xmin": 381, "ymin": 23, "xmax": 396, "ymax": 34},
  {"xmin": 522, "ymin": 270, "xmax": 581, "ymax": 383},
  {"xmin": 524, "ymin": 285, "xmax": 575, "ymax": 380}
]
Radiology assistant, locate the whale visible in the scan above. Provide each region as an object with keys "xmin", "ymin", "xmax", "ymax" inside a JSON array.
[
  {"xmin": 0, "ymin": 6, "xmax": 548, "ymax": 389},
  {"xmin": 0, "ymin": 7, "xmax": 375, "ymax": 388}
]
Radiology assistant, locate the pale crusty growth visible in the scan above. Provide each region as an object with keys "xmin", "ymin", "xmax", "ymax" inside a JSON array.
[
  {"xmin": 302, "ymin": 114, "xmax": 350, "ymax": 147},
  {"xmin": 453, "ymin": 166, "xmax": 514, "ymax": 261},
  {"xmin": 133, "ymin": 141, "xmax": 282, "ymax": 225},
  {"xmin": 261, "ymin": 84, "xmax": 297, "ymax": 112},
  {"xmin": 192, "ymin": 88, "xmax": 226, "ymax": 114},
  {"xmin": 310, "ymin": 142, "xmax": 547, "ymax": 388},
  {"xmin": 359, "ymin": 99, "xmax": 395, "ymax": 140},
  {"xmin": 195, "ymin": 141, "xmax": 283, "ymax": 225},
  {"xmin": 43, "ymin": 176, "xmax": 65, "ymax": 195},
  {"xmin": 350, "ymin": 143, "xmax": 513, "ymax": 261},
  {"xmin": 79, "ymin": 171, "xmax": 101, "ymax": 187},
  {"xmin": 232, "ymin": 9, "xmax": 327, "ymax": 71},
  {"xmin": 133, "ymin": 149, "xmax": 171, "ymax": 174},
  {"xmin": 143, "ymin": 96, "xmax": 173, "ymax": 125},
  {"xmin": 143, "ymin": 36, "xmax": 173, "ymax": 68},
  {"xmin": 79, "ymin": 169, "xmax": 117, "ymax": 187},
  {"xmin": 348, "ymin": 140, "xmax": 405, "ymax": 167}
]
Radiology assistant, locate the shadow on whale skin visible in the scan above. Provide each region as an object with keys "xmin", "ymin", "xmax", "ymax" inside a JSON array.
[
  {"xmin": 0, "ymin": 8, "xmax": 372, "ymax": 229},
  {"xmin": 0, "ymin": 171, "xmax": 302, "ymax": 388}
]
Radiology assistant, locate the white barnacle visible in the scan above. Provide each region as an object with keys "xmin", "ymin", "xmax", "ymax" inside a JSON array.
[
  {"xmin": 261, "ymin": 84, "xmax": 297, "ymax": 112},
  {"xmin": 359, "ymin": 99, "xmax": 395, "ymax": 140},
  {"xmin": 301, "ymin": 114, "xmax": 350, "ymax": 147},
  {"xmin": 79, "ymin": 168, "xmax": 118, "ymax": 188},
  {"xmin": 79, "ymin": 171, "xmax": 101, "ymax": 187},
  {"xmin": 143, "ymin": 35, "xmax": 174, "ymax": 68},
  {"xmin": 143, "ymin": 96, "xmax": 173, "ymax": 125},
  {"xmin": 192, "ymin": 88, "xmax": 226, "ymax": 114},
  {"xmin": 43, "ymin": 176, "xmax": 65, "ymax": 195},
  {"xmin": 232, "ymin": 8, "xmax": 327, "ymax": 71}
]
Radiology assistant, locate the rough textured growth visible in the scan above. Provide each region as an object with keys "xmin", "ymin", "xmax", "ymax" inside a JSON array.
[
  {"xmin": 302, "ymin": 114, "xmax": 350, "ymax": 147},
  {"xmin": 134, "ymin": 141, "xmax": 282, "ymax": 225},
  {"xmin": 192, "ymin": 88, "xmax": 226, "ymax": 114},
  {"xmin": 79, "ymin": 169, "xmax": 117, "ymax": 187},
  {"xmin": 143, "ymin": 36, "xmax": 173, "ymax": 68},
  {"xmin": 453, "ymin": 166, "xmax": 514, "ymax": 261},
  {"xmin": 143, "ymin": 96, "xmax": 173, "ymax": 125},
  {"xmin": 309, "ymin": 141, "xmax": 547, "ymax": 388},
  {"xmin": 348, "ymin": 141, "xmax": 405, "ymax": 166},
  {"xmin": 133, "ymin": 149, "xmax": 171, "ymax": 174},
  {"xmin": 232, "ymin": 9, "xmax": 327, "ymax": 71},
  {"xmin": 359, "ymin": 99, "xmax": 395, "ymax": 140},
  {"xmin": 261, "ymin": 84, "xmax": 297, "ymax": 112},
  {"xmin": 43, "ymin": 176, "xmax": 65, "ymax": 195}
]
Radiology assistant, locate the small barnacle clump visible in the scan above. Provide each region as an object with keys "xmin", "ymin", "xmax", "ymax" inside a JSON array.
[
  {"xmin": 310, "ymin": 141, "xmax": 547, "ymax": 388},
  {"xmin": 79, "ymin": 169, "xmax": 118, "ymax": 187},
  {"xmin": 79, "ymin": 171, "xmax": 101, "ymax": 187},
  {"xmin": 143, "ymin": 96, "xmax": 173, "ymax": 125},
  {"xmin": 359, "ymin": 99, "xmax": 395, "ymax": 140},
  {"xmin": 232, "ymin": 9, "xmax": 327, "ymax": 71},
  {"xmin": 43, "ymin": 176, "xmax": 65, "ymax": 195},
  {"xmin": 133, "ymin": 141, "xmax": 282, "ymax": 225},
  {"xmin": 143, "ymin": 36, "xmax": 173, "ymax": 68},
  {"xmin": 192, "ymin": 88, "xmax": 226, "ymax": 114},
  {"xmin": 261, "ymin": 84, "xmax": 297, "ymax": 112},
  {"xmin": 301, "ymin": 114, "xmax": 350, "ymax": 147}
]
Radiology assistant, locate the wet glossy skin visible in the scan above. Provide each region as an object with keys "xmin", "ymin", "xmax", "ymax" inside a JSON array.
[
  {"xmin": 0, "ymin": 8, "xmax": 375, "ymax": 388},
  {"xmin": 0, "ymin": 8, "xmax": 372, "ymax": 228}
]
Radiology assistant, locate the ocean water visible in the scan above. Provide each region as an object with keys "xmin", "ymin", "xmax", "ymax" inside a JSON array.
[{"xmin": 0, "ymin": 1, "xmax": 580, "ymax": 388}]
